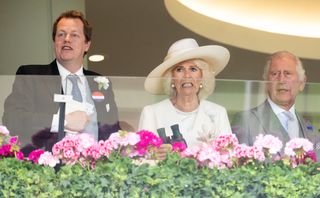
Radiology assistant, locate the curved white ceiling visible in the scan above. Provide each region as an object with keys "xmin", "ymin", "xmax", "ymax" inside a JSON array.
[{"xmin": 165, "ymin": 0, "xmax": 320, "ymax": 59}]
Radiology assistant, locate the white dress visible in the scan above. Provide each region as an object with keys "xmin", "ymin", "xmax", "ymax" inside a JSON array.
[{"xmin": 138, "ymin": 99, "xmax": 232, "ymax": 147}]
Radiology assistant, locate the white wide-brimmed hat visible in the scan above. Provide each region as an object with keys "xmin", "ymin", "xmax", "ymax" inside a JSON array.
[{"xmin": 144, "ymin": 38, "xmax": 230, "ymax": 94}]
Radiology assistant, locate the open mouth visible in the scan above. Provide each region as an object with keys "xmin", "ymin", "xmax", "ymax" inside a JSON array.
[
  {"xmin": 277, "ymin": 88, "xmax": 290, "ymax": 92},
  {"xmin": 181, "ymin": 82, "xmax": 193, "ymax": 88},
  {"xmin": 62, "ymin": 46, "xmax": 73, "ymax": 50}
]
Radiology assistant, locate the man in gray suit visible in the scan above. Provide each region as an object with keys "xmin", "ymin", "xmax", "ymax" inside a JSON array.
[
  {"xmin": 232, "ymin": 51, "xmax": 318, "ymax": 148},
  {"xmin": 2, "ymin": 10, "xmax": 120, "ymax": 155}
]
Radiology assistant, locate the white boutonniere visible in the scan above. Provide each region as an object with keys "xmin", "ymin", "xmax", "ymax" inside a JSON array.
[{"xmin": 94, "ymin": 76, "xmax": 109, "ymax": 90}]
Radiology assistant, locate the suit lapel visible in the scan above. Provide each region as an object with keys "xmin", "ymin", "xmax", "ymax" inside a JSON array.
[
  {"xmin": 254, "ymin": 100, "xmax": 290, "ymax": 142},
  {"xmin": 297, "ymin": 112, "xmax": 320, "ymax": 146},
  {"xmin": 43, "ymin": 60, "xmax": 61, "ymax": 95},
  {"xmin": 84, "ymin": 73, "xmax": 107, "ymax": 123}
]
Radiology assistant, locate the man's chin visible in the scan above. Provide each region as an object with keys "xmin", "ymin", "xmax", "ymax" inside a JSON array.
[{"xmin": 274, "ymin": 98, "xmax": 295, "ymax": 107}]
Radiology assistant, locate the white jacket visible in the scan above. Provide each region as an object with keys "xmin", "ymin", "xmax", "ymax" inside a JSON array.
[{"xmin": 139, "ymin": 99, "xmax": 231, "ymax": 147}]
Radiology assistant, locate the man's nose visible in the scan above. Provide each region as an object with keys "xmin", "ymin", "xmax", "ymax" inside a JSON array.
[
  {"xmin": 279, "ymin": 73, "xmax": 287, "ymax": 82},
  {"xmin": 64, "ymin": 34, "xmax": 71, "ymax": 42}
]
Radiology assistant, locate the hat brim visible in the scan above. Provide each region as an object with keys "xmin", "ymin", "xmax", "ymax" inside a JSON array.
[{"xmin": 144, "ymin": 45, "xmax": 230, "ymax": 95}]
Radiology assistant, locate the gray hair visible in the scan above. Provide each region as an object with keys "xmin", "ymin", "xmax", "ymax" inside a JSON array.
[
  {"xmin": 263, "ymin": 51, "xmax": 305, "ymax": 81},
  {"xmin": 162, "ymin": 59, "xmax": 216, "ymax": 100}
]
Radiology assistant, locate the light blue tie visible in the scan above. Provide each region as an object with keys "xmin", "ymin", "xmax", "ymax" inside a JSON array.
[
  {"xmin": 68, "ymin": 75, "xmax": 83, "ymax": 102},
  {"xmin": 283, "ymin": 111, "xmax": 299, "ymax": 139}
]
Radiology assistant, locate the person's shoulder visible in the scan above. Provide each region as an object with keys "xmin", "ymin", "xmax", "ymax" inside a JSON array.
[
  {"xmin": 233, "ymin": 101, "xmax": 268, "ymax": 119},
  {"xmin": 84, "ymin": 69, "xmax": 100, "ymax": 76},
  {"xmin": 16, "ymin": 63, "xmax": 55, "ymax": 75}
]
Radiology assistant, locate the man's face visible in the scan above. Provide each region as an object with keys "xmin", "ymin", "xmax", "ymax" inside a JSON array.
[
  {"xmin": 267, "ymin": 55, "xmax": 305, "ymax": 110},
  {"xmin": 54, "ymin": 18, "xmax": 91, "ymax": 66}
]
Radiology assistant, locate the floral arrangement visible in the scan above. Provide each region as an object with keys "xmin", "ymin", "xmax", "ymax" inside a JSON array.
[
  {"xmin": 93, "ymin": 76, "xmax": 109, "ymax": 90},
  {"xmin": 46, "ymin": 130, "xmax": 162, "ymax": 168},
  {"xmin": 51, "ymin": 133, "xmax": 100, "ymax": 168},
  {"xmin": 181, "ymin": 133, "xmax": 316, "ymax": 169},
  {"xmin": 0, "ymin": 124, "xmax": 317, "ymax": 170},
  {"xmin": 25, "ymin": 130, "xmax": 315, "ymax": 170},
  {"xmin": 0, "ymin": 125, "xmax": 319, "ymax": 197}
]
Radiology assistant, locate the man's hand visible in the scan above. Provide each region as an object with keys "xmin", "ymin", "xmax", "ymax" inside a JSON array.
[
  {"xmin": 65, "ymin": 111, "xmax": 89, "ymax": 132},
  {"xmin": 155, "ymin": 144, "xmax": 173, "ymax": 160}
]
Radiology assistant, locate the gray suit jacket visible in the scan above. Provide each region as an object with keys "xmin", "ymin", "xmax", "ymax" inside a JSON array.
[
  {"xmin": 231, "ymin": 100, "xmax": 318, "ymax": 147},
  {"xmin": 2, "ymin": 60, "xmax": 120, "ymax": 154}
]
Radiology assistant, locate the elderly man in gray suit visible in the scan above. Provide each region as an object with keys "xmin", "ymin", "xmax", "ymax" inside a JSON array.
[{"xmin": 232, "ymin": 51, "xmax": 319, "ymax": 149}]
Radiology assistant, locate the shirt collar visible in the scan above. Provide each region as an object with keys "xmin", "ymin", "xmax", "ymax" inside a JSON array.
[
  {"xmin": 267, "ymin": 97, "xmax": 295, "ymax": 115},
  {"xmin": 56, "ymin": 60, "xmax": 85, "ymax": 84}
]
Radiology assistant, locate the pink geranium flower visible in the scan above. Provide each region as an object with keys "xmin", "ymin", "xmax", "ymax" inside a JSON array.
[
  {"xmin": 172, "ymin": 142, "xmax": 187, "ymax": 152},
  {"xmin": 213, "ymin": 134, "xmax": 239, "ymax": 153},
  {"xmin": 38, "ymin": 151, "xmax": 59, "ymax": 167},
  {"xmin": 254, "ymin": 134, "xmax": 283, "ymax": 155},
  {"xmin": 28, "ymin": 149, "xmax": 45, "ymax": 164},
  {"xmin": 305, "ymin": 150, "xmax": 317, "ymax": 162},
  {"xmin": 284, "ymin": 138, "xmax": 315, "ymax": 167},
  {"xmin": 100, "ymin": 130, "xmax": 140, "ymax": 157},
  {"xmin": 284, "ymin": 138, "xmax": 313, "ymax": 156},
  {"xmin": 135, "ymin": 130, "xmax": 163, "ymax": 157},
  {"xmin": 181, "ymin": 144, "xmax": 201, "ymax": 158},
  {"xmin": 9, "ymin": 136, "xmax": 18, "ymax": 144},
  {"xmin": 52, "ymin": 134, "xmax": 95, "ymax": 165},
  {"xmin": 15, "ymin": 151, "xmax": 24, "ymax": 160},
  {"xmin": 234, "ymin": 144, "xmax": 265, "ymax": 165},
  {"xmin": 105, "ymin": 131, "xmax": 140, "ymax": 151},
  {"xmin": 0, "ymin": 126, "xmax": 9, "ymax": 136},
  {"xmin": 0, "ymin": 144, "xmax": 13, "ymax": 157}
]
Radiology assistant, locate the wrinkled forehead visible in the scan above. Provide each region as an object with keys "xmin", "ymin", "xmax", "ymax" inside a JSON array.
[
  {"xmin": 271, "ymin": 53, "xmax": 297, "ymax": 64},
  {"xmin": 269, "ymin": 56, "xmax": 297, "ymax": 71}
]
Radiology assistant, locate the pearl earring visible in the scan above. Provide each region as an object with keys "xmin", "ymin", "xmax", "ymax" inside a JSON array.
[
  {"xmin": 199, "ymin": 84, "xmax": 203, "ymax": 89},
  {"xmin": 171, "ymin": 84, "xmax": 175, "ymax": 88}
]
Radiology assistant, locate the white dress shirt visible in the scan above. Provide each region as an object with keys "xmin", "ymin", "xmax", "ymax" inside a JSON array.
[
  {"xmin": 267, "ymin": 98, "xmax": 298, "ymax": 132},
  {"xmin": 50, "ymin": 61, "xmax": 97, "ymax": 139}
]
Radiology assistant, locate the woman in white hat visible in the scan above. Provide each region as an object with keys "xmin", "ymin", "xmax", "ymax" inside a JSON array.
[{"xmin": 139, "ymin": 38, "xmax": 232, "ymax": 147}]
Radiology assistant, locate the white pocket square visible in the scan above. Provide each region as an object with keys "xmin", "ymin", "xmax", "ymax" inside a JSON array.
[{"xmin": 106, "ymin": 103, "xmax": 110, "ymax": 112}]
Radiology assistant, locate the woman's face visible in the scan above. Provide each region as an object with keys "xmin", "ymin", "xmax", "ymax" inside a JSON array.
[{"xmin": 171, "ymin": 60, "xmax": 203, "ymax": 97}]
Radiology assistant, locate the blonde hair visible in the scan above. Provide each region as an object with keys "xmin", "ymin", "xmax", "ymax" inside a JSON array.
[{"xmin": 162, "ymin": 59, "xmax": 216, "ymax": 100}]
